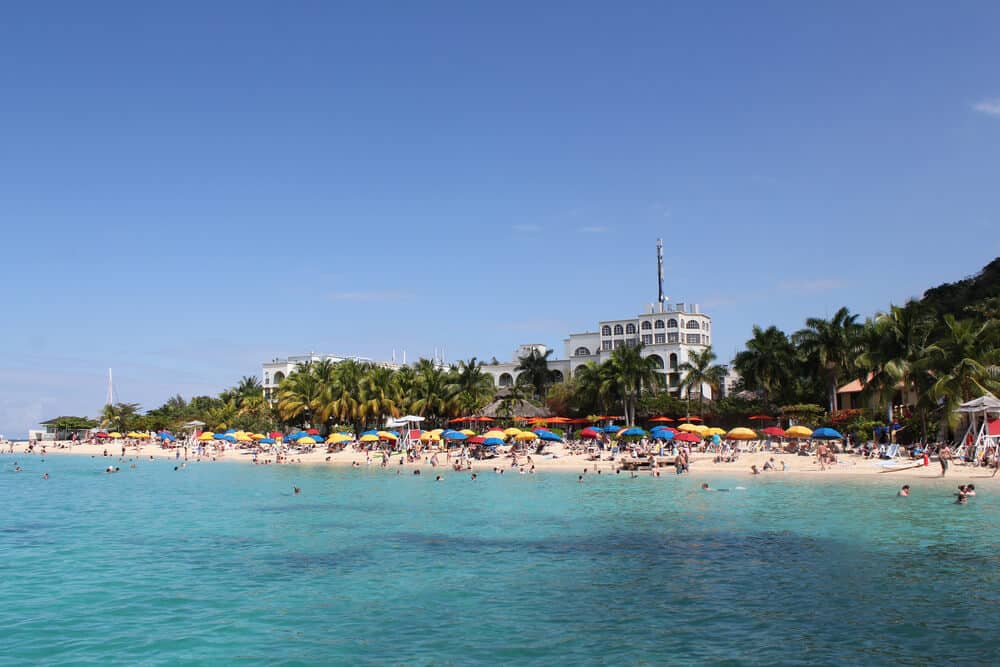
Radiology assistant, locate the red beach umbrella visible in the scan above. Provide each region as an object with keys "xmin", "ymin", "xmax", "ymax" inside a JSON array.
[
  {"xmin": 674, "ymin": 432, "xmax": 702, "ymax": 443},
  {"xmin": 468, "ymin": 435, "xmax": 484, "ymax": 444},
  {"xmin": 268, "ymin": 431, "xmax": 283, "ymax": 439},
  {"xmin": 686, "ymin": 416, "xmax": 703, "ymax": 422},
  {"xmin": 748, "ymin": 414, "xmax": 774, "ymax": 420},
  {"xmin": 762, "ymin": 427, "xmax": 786, "ymax": 437},
  {"xmin": 649, "ymin": 416, "xmax": 675, "ymax": 423},
  {"xmin": 306, "ymin": 428, "xmax": 320, "ymax": 435},
  {"xmin": 580, "ymin": 428, "xmax": 602, "ymax": 438}
]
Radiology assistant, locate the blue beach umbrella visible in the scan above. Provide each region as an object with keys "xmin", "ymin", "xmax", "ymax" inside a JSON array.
[
  {"xmin": 160, "ymin": 433, "xmax": 176, "ymax": 441},
  {"xmin": 225, "ymin": 429, "xmax": 237, "ymax": 434},
  {"xmin": 444, "ymin": 432, "xmax": 467, "ymax": 440},
  {"xmin": 483, "ymin": 437, "xmax": 505, "ymax": 446},
  {"xmin": 221, "ymin": 435, "xmax": 237, "ymax": 443},
  {"xmin": 812, "ymin": 427, "xmax": 843, "ymax": 440},
  {"xmin": 602, "ymin": 425, "xmax": 621, "ymax": 432},
  {"xmin": 259, "ymin": 437, "xmax": 276, "ymax": 444},
  {"xmin": 361, "ymin": 430, "xmax": 379, "ymax": 437},
  {"xmin": 619, "ymin": 427, "xmax": 647, "ymax": 437},
  {"xmin": 652, "ymin": 430, "xmax": 675, "ymax": 440},
  {"xmin": 536, "ymin": 431, "xmax": 563, "ymax": 442}
]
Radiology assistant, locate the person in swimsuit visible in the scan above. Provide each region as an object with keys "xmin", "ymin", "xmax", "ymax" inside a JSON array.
[{"xmin": 898, "ymin": 485, "xmax": 909, "ymax": 496}]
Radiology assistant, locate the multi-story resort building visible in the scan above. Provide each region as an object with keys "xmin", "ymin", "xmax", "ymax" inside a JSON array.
[{"xmin": 261, "ymin": 240, "xmax": 733, "ymax": 402}]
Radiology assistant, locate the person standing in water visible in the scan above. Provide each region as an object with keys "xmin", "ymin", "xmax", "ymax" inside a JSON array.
[{"xmin": 938, "ymin": 445, "xmax": 953, "ymax": 477}]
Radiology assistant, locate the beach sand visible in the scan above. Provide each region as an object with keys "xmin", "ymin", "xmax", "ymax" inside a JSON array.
[{"xmin": 6, "ymin": 439, "xmax": 998, "ymax": 483}]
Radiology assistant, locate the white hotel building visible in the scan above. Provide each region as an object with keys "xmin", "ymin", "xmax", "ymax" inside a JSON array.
[{"xmin": 481, "ymin": 301, "xmax": 719, "ymax": 399}]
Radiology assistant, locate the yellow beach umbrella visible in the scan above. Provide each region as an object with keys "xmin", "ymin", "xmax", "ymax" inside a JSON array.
[
  {"xmin": 504, "ymin": 427, "xmax": 522, "ymax": 436},
  {"xmin": 359, "ymin": 434, "xmax": 380, "ymax": 443},
  {"xmin": 108, "ymin": 432, "xmax": 123, "ymax": 438},
  {"xmin": 296, "ymin": 436, "xmax": 316, "ymax": 445},
  {"xmin": 515, "ymin": 431, "xmax": 538, "ymax": 441},
  {"xmin": 251, "ymin": 433, "xmax": 265, "ymax": 440},
  {"xmin": 236, "ymin": 434, "xmax": 252, "ymax": 442},
  {"xmin": 420, "ymin": 432, "xmax": 441, "ymax": 442},
  {"xmin": 126, "ymin": 431, "xmax": 141, "ymax": 438},
  {"xmin": 377, "ymin": 431, "xmax": 398, "ymax": 441},
  {"xmin": 677, "ymin": 423, "xmax": 700, "ymax": 432},
  {"xmin": 483, "ymin": 430, "xmax": 507, "ymax": 440},
  {"xmin": 327, "ymin": 433, "xmax": 351, "ymax": 444},
  {"xmin": 430, "ymin": 428, "xmax": 444, "ymax": 435},
  {"xmin": 786, "ymin": 425, "xmax": 813, "ymax": 439},
  {"xmin": 706, "ymin": 427, "xmax": 726, "ymax": 436},
  {"xmin": 726, "ymin": 427, "xmax": 758, "ymax": 440},
  {"xmin": 459, "ymin": 429, "xmax": 476, "ymax": 436},
  {"xmin": 197, "ymin": 432, "xmax": 215, "ymax": 441}
]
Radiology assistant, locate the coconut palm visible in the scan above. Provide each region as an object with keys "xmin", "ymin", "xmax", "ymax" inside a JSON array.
[
  {"xmin": 604, "ymin": 345, "xmax": 662, "ymax": 426},
  {"xmin": 276, "ymin": 370, "xmax": 323, "ymax": 426},
  {"xmin": 410, "ymin": 359, "xmax": 457, "ymax": 423},
  {"xmin": 924, "ymin": 316, "xmax": 1000, "ymax": 428},
  {"xmin": 856, "ymin": 301, "xmax": 933, "ymax": 417},
  {"xmin": 733, "ymin": 325, "xmax": 796, "ymax": 405},
  {"xmin": 100, "ymin": 402, "xmax": 141, "ymax": 432},
  {"xmin": 678, "ymin": 347, "xmax": 727, "ymax": 416},
  {"xmin": 357, "ymin": 365, "xmax": 401, "ymax": 428},
  {"xmin": 452, "ymin": 357, "xmax": 495, "ymax": 415},
  {"xmin": 515, "ymin": 348, "xmax": 559, "ymax": 399},
  {"xmin": 792, "ymin": 307, "xmax": 862, "ymax": 413}
]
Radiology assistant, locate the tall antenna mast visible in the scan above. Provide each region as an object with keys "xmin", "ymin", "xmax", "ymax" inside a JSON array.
[
  {"xmin": 107, "ymin": 368, "xmax": 114, "ymax": 406},
  {"xmin": 656, "ymin": 238, "xmax": 667, "ymax": 305}
]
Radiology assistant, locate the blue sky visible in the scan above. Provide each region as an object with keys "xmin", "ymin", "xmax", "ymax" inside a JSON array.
[{"xmin": 2, "ymin": 2, "xmax": 999, "ymax": 435}]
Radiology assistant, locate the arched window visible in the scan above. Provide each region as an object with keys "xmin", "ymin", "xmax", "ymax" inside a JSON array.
[
  {"xmin": 646, "ymin": 354, "xmax": 664, "ymax": 369},
  {"xmin": 641, "ymin": 321, "xmax": 652, "ymax": 331},
  {"xmin": 273, "ymin": 371, "xmax": 285, "ymax": 385},
  {"xmin": 687, "ymin": 320, "xmax": 700, "ymax": 330},
  {"xmin": 573, "ymin": 346, "xmax": 591, "ymax": 357},
  {"xmin": 601, "ymin": 325, "xmax": 612, "ymax": 336},
  {"xmin": 551, "ymin": 370, "xmax": 564, "ymax": 383},
  {"xmin": 613, "ymin": 324, "xmax": 624, "ymax": 335},
  {"xmin": 498, "ymin": 373, "xmax": 513, "ymax": 387},
  {"xmin": 667, "ymin": 319, "xmax": 678, "ymax": 328},
  {"xmin": 669, "ymin": 353, "xmax": 678, "ymax": 370},
  {"xmin": 625, "ymin": 323, "xmax": 636, "ymax": 335}
]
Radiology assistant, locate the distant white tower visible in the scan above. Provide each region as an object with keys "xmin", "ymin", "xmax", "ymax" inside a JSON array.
[
  {"xmin": 656, "ymin": 238, "xmax": 668, "ymax": 305},
  {"xmin": 107, "ymin": 368, "xmax": 114, "ymax": 406}
]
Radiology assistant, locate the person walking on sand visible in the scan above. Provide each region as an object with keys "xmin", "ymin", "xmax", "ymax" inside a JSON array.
[{"xmin": 938, "ymin": 445, "xmax": 953, "ymax": 477}]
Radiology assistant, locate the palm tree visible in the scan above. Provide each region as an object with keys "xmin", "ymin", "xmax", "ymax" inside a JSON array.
[
  {"xmin": 410, "ymin": 359, "xmax": 457, "ymax": 424},
  {"xmin": 605, "ymin": 345, "xmax": 662, "ymax": 426},
  {"xmin": 276, "ymin": 370, "xmax": 323, "ymax": 426},
  {"xmin": 678, "ymin": 347, "xmax": 727, "ymax": 416},
  {"xmin": 515, "ymin": 348, "xmax": 558, "ymax": 399},
  {"xmin": 100, "ymin": 402, "xmax": 142, "ymax": 432},
  {"xmin": 856, "ymin": 301, "xmax": 933, "ymax": 419},
  {"xmin": 452, "ymin": 357, "xmax": 494, "ymax": 415},
  {"xmin": 358, "ymin": 365, "xmax": 400, "ymax": 428},
  {"xmin": 793, "ymin": 306, "xmax": 862, "ymax": 413},
  {"xmin": 924, "ymin": 316, "xmax": 1000, "ymax": 429},
  {"xmin": 733, "ymin": 325, "xmax": 796, "ymax": 406},
  {"xmin": 572, "ymin": 362, "xmax": 616, "ymax": 416},
  {"xmin": 317, "ymin": 360, "xmax": 363, "ymax": 428}
]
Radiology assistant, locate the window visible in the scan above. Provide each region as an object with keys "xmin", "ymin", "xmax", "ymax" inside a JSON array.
[
  {"xmin": 655, "ymin": 320, "xmax": 665, "ymax": 329},
  {"xmin": 626, "ymin": 338, "xmax": 639, "ymax": 348},
  {"xmin": 687, "ymin": 321, "xmax": 700, "ymax": 330},
  {"xmin": 602, "ymin": 340, "xmax": 612, "ymax": 351},
  {"xmin": 641, "ymin": 321, "xmax": 652, "ymax": 331},
  {"xmin": 263, "ymin": 373, "xmax": 270, "ymax": 385},
  {"xmin": 647, "ymin": 354, "xmax": 664, "ymax": 369},
  {"xmin": 669, "ymin": 353, "xmax": 678, "ymax": 370},
  {"xmin": 498, "ymin": 373, "xmax": 513, "ymax": 387},
  {"xmin": 703, "ymin": 335, "xmax": 710, "ymax": 345},
  {"xmin": 641, "ymin": 334, "xmax": 653, "ymax": 345},
  {"xmin": 667, "ymin": 319, "xmax": 678, "ymax": 328},
  {"xmin": 613, "ymin": 339, "xmax": 624, "ymax": 349},
  {"xmin": 668, "ymin": 332, "xmax": 679, "ymax": 343},
  {"xmin": 687, "ymin": 334, "xmax": 701, "ymax": 344},
  {"xmin": 625, "ymin": 323, "xmax": 636, "ymax": 335},
  {"xmin": 654, "ymin": 333, "xmax": 666, "ymax": 344},
  {"xmin": 273, "ymin": 371, "xmax": 286, "ymax": 385},
  {"xmin": 613, "ymin": 324, "xmax": 624, "ymax": 335},
  {"xmin": 573, "ymin": 346, "xmax": 591, "ymax": 356},
  {"xmin": 601, "ymin": 325, "xmax": 611, "ymax": 336}
]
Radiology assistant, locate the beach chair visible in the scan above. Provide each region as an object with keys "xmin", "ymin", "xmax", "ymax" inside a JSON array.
[{"xmin": 880, "ymin": 444, "xmax": 901, "ymax": 461}]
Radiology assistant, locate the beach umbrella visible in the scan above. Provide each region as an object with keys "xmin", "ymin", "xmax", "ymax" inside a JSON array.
[
  {"xmin": 95, "ymin": 432, "xmax": 109, "ymax": 438},
  {"xmin": 160, "ymin": 433, "xmax": 176, "ymax": 441},
  {"xmin": 359, "ymin": 434, "xmax": 380, "ymax": 443},
  {"xmin": 706, "ymin": 427, "xmax": 727, "ymax": 436},
  {"xmin": 224, "ymin": 429, "xmax": 237, "ymax": 434},
  {"xmin": 535, "ymin": 431, "xmax": 563, "ymax": 442},
  {"xmin": 619, "ymin": 427, "xmax": 647, "ymax": 437},
  {"xmin": 108, "ymin": 432, "xmax": 123, "ymax": 438},
  {"xmin": 580, "ymin": 428, "xmax": 602, "ymax": 438},
  {"xmin": 197, "ymin": 432, "xmax": 215, "ymax": 441},
  {"xmin": 468, "ymin": 435, "xmax": 485, "ymax": 444},
  {"xmin": 483, "ymin": 430, "xmax": 507, "ymax": 440},
  {"xmin": 377, "ymin": 431, "xmax": 398, "ymax": 440},
  {"xmin": 221, "ymin": 435, "xmax": 238, "ymax": 443},
  {"xmin": 420, "ymin": 432, "xmax": 441, "ymax": 442},
  {"xmin": 459, "ymin": 429, "xmax": 477, "ymax": 436},
  {"xmin": 444, "ymin": 432, "xmax": 467, "ymax": 441},
  {"xmin": 361, "ymin": 430, "xmax": 378, "ymax": 436},
  {"xmin": 515, "ymin": 431, "xmax": 538, "ymax": 441},
  {"xmin": 250, "ymin": 433, "xmax": 265, "ymax": 440},
  {"xmin": 649, "ymin": 416, "xmax": 674, "ymax": 423},
  {"xmin": 651, "ymin": 430, "xmax": 675, "ymax": 440},
  {"xmin": 674, "ymin": 432, "xmax": 701, "ymax": 443},
  {"xmin": 327, "ymin": 433, "xmax": 351, "ymax": 444},
  {"xmin": 785, "ymin": 426, "xmax": 813, "ymax": 439},
  {"xmin": 686, "ymin": 416, "xmax": 703, "ymax": 422},
  {"xmin": 811, "ymin": 427, "xmax": 843, "ymax": 440},
  {"xmin": 601, "ymin": 425, "xmax": 621, "ymax": 432},
  {"xmin": 306, "ymin": 428, "xmax": 320, "ymax": 435},
  {"xmin": 236, "ymin": 433, "xmax": 252, "ymax": 442},
  {"xmin": 268, "ymin": 431, "xmax": 283, "ymax": 439},
  {"xmin": 503, "ymin": 427, "xmax": 522, "ymax": 436},
  {"xmin": 677, "ymin": 423, "xmax": 701, "ymax": 432},
  {"xmin": 762, "ymin": 426, "xmax": 786, "ymax": 437},
  {"xmin": 296, "ymin": 436, "xmax": 316, "ymax": 445},
  {"xmin": 259, "ymin": 437, "xmax": 276, "ymax": 445},
  {"xmin": 748, "ymin": 414, "xmax": 774, "ymax": 421},
  {"xmin": 726, "ymin": 427, "xmax": 758, "ymax": 440},
  {"xmin": 483, "ymin": 437, "xmax": 505, "ymax": 446}
]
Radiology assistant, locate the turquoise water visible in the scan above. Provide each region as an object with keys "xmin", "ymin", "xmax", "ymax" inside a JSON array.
[{"xmin": 2, "ymin": 454, "xmax": 999, "ymax": 666}]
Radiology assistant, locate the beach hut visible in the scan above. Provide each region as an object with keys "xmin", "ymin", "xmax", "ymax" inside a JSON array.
[{"xmin": 955, "ymin": 395, "xmax": 1000, "ymax": 461}]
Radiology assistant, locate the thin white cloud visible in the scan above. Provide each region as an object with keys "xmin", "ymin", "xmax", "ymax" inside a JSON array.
[
  {"xmin": 777, "ymin": 279, "xmax": 845, "ymax": 294},
  {"xmin": 972, "ymin": 99, "xmax": 1000, "ymax": 117},
  {"xmin": 327, "ymin": 290, "xmax": 410, "ymax": 302},
  {"xmin": 513, "ymin": 224, "xmax": 541, "ymax": 232},
  {"xmin": 578, "ymin": 225, "xmax": 608, "ymax": 233}
]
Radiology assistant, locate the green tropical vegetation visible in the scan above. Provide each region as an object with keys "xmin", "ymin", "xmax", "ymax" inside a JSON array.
[{"xmin": 87, "ymin": 258, "xmax": 999, "ymax": 445}]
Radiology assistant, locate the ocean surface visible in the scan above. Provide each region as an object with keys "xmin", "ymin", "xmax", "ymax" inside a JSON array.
[{"xmin": 2, "ymin": 454, "xmax": 998, "ymax": 666}]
